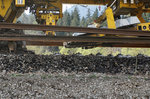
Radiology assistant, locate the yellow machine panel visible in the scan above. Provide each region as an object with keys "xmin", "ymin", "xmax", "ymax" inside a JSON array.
[
  {"xmin": 137, "ymin": 23, "xmax": 150, "ymax": 31},
  {"xmin": 41, "ymin": 13, "xmax": 59, "ymax": 35},
  {"xmin": 0, "ymin": 0, "xmax": 25, "ymax": 22},
  {"xmin": 41, "ymin": 13, "xmax": 59, "ymax": 26},
  {"xmin": 15, "ymin": 0, "xmax": 25, "ymax": 7},
  {"xmin": 0, "ymin": 0, "xmax": 13, "ymax": 21}
]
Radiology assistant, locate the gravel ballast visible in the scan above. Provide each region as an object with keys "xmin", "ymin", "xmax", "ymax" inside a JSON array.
[
  {"xmin": 0, "ymin": 53, "xmax": 150, "ymax": 98},
  {"xmin": 0, "ymin": 73, "xmax": 150, "ymax": 98},
  {"xmin": 0, "ymin": 54, "xmax": 149, "ymax": 74}
]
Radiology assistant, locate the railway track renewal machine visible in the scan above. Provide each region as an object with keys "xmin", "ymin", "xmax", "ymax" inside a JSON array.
[{"xmin": 1, "ymin": 0, "xmax": 150, "ymax": 53}]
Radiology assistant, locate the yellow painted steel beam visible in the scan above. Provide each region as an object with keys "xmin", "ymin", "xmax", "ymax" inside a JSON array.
[
  {"xmin": 0, "ymin": 0, "xmax": 13, "ymax": 20},
  {"xmin": 96, "ymin": 7, "xmax": 116, "ymax": 29},
  {"xmin": 105, "ymin": 7, "xmax": 116, "ymax": 29},
  {"xmin": 137, "ymin": 13, "xmax": 146, "ymax": 23},
  {"xmin": 0, "ymin": 0, "xmax": 25, "ymax": 22}
]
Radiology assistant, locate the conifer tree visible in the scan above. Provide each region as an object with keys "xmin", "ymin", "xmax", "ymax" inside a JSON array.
[
  {"xmin": 71, "ymin": 7, "xmax": 80, "ymax": 26},
  {"xmin": 87, "ymin": 8, "xmax": 91, "ymax": 19},
  {"xmin": 70, "ymin": 11, "xmax": 74, "ymax": 21},
  {"xmin": 142, "ymin": 13, "xmax": 150, "ymax": 22},
  {"xmin": 80, "ymin": 17, "xmax": 87, "ymax": 27},
  {"xmin": 56, "ymin": 18, "xmax": 63, "ymax": 26},
  {"xmin": 86, "ymin": 8, "xmax": 92, "ymax": 25},
  {"xmin": 62, "ymin": 10, "xmax": 71, "ymax": 26},
  {"xmin": 92, "ymin": 8, "xmax": 99, "ymax": 21}
]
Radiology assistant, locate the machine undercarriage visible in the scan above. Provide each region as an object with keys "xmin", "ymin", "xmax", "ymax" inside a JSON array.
[
  {"xmin": 1, "ymin": 0, "xmax": 150, "ymax": 53},
  {"xmin": 0, "ymin": 28, "xmax": 29, "ymax": 54}
]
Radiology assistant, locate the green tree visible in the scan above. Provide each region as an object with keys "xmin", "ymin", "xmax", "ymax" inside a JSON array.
[
  {"xmin": 56, "ymin": 18, "xmax": 65, "ymax": 36},
  {"xmin": 56, "ymin": 18, "xmax": 63, "ymax": 26},
  {"xmin": 71, "ymin": 7, "xmax": 80, "ymax": 26},
  {"xmin": 86, "ymin": 8, "xmax": 91, "ymax": 19},
  {"xmin": 80, "ymin": 17, "xmax": 87, "ymax": 27},
  {"xmin": 62, "ymin": 10, "xmax": 71, "ymax": 26},
  {"xmin": 142, "ymin": 13, "xmax": 150, "ymax": 22},
  {"xmin": 70, "ymin": 11, "xmax": 74, "ymax": 21},
  {"xmin": 86, "ymin": 8, "xmax": 92, "ymax": 25},
  {"xmin": 61, "ymin": 10, "xmax": 71, "ymax": 36},
  {"xmin": 92, "ymin": 8, "xmax": 99, "ymax": 21}
]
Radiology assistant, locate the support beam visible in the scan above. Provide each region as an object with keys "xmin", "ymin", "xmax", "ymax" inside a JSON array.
[
  {"xmin": 105, "ymin": 7, "xmax": 116, "ymax": 29},
  {"xmin": 137, "ymin": 12, "xmax": 146, "ymax": 23}
]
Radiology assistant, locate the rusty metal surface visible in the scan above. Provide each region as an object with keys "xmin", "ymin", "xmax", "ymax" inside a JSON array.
[
  {"xmin": 26, "ymin": 41, "xmax": 63, "ymax": 46},
  {"xmin": 0, "ymin": 34, "xmax": 148, "ymax": 48},
  {"xmin": 66, "ymin": 42, "xmax": 150, "ymax": 48},
  {"xmin": 65, "ymin": 41, "xmax": 150, "ymax": 48},
  {"xmin": 26, "ymin": 41, "xmax": 150, "ymax": 48},
  {"xmin": 0, "ymin": 35, "xmax": 150, "ymax": 44},
  {"xmin": 1, "ymin": 23, "xmax": 150, "ymax": 48},
  {"xmin": 0, "ymin": 35, "xmax": 149, "ymax": 43},
  {"xmin": 1, "ymin": 23, "xmax": 150, "ymax": 36}
]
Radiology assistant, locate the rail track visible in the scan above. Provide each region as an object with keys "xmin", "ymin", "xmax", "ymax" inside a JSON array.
[
  {"xmin": 0, "ymin": 35, "xmax": 150, "ymax": 47},
  {"xmin": 1, "ymin": 22, "xmax": 150, "ymax": 36},
  {"xmin": 1, "ymin": 22, "xmax": 150, "ymax": 48},
  {"xmin": 0, "ymin": 53, "xmax": 149, "ymax": 74}
]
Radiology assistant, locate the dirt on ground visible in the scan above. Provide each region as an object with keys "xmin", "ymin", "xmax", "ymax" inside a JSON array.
[{"xmin": 0, "ymin": 53, "xmax": 150, "ymax": 98}]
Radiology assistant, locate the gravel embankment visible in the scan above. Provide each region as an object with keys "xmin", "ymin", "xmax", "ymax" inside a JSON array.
[
  {"xmin": 0, "ymin": 54, "xmax": 150, "ymax": 98},
  {"xmin": 0, "ymin": 54, "xmax": 150, "ymax": 75},
  {"xmin": 0, "ymin": 73, "xmax": 150, "ymax": 98}
]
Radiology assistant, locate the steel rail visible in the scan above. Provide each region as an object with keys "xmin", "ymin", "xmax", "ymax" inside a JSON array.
[
  {"xmin": 26, "ymin": 41, "xmax": 63, "ymax": 46},
  {"xmin": 0, "ymin": 35, "xmax": 150, "ymax": 44},
  {"xmin": 66, "ymin": 42, "xmax": 150, "ymax": 48},
  {"xmin": 1, "ymin": 23, "xmax": 150, "ymax": 36},
  {"xmin": 26, "ymin": 41, "xmax": 150, "ymax": 48},
  {"xmin": 104, "ymin": 44, "xmax": 150, "ymax": 48}
]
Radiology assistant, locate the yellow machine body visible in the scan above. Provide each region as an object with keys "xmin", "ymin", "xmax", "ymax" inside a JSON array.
[
  {"xmin": 15, "ymin": 0, "xmax": 25, "ymax": 7},
  {"xmin": 0, "ymin": 0, "xmax": 25, "ymax": 23},
  {"xmin": 96, "ymin": 0, "xmax": 149, "ymax": 28},
  {"xmin": 41, "ymin": 13, "xmax": 59, "ymax": 35},
  {"xmin": 1, "ymin": 0, "xmax": 150, "ymax": 36},
  {"xmin": 41, "ymin": 13, "xmax": 59, "ymax": 26},
  {"xmin": 105, "ymin": 7, "xmax": 116, "ymax": 29},
  {"xmin": 0, "ymin": 0, "xmax": 13, "ymax": 22},
  {"xmin": 137, "ymin": 23, "xmax": 150, "ymax": 31}
]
